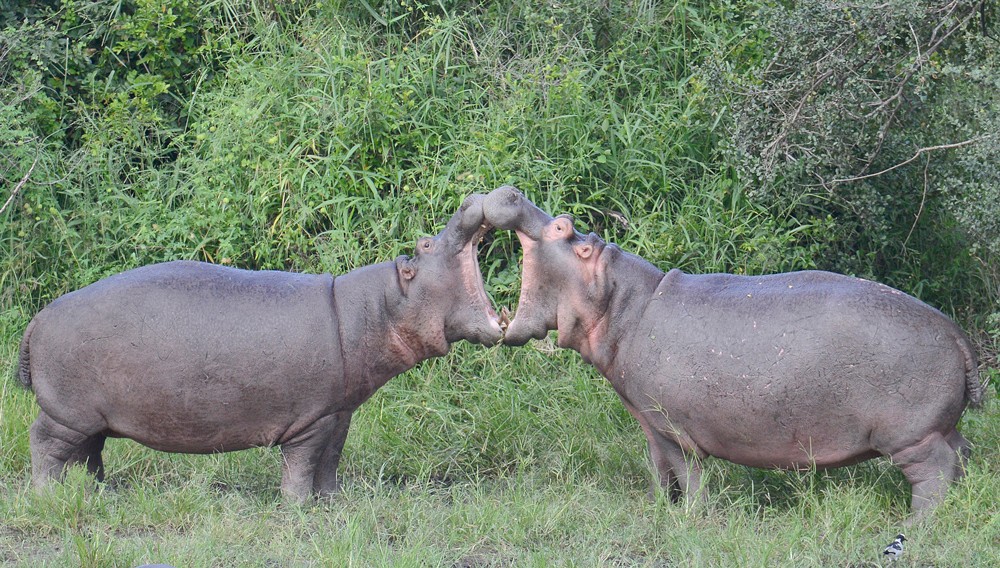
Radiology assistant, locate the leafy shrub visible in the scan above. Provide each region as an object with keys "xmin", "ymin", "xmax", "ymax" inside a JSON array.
[
  {"xmin": 1, "ymin": 0, "xmax": 997, "ymax": 372},
  {"xmin": 711, "ymin": 0, "xmax": 999, "ymax": 330}
]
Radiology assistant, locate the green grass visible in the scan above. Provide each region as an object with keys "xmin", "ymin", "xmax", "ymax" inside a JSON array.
[{"xmin": 2, "ymin": 313, "xmax": 998, "ymax": 567}]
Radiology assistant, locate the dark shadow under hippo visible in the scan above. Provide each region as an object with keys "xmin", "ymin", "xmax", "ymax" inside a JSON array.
[
  {"xmin": 483, "ymin": 185, "xmax": 983, "ymax": 519},
  {"xmin": 18, "ymin": 194, "xmax": 503, "ymax": 502}
]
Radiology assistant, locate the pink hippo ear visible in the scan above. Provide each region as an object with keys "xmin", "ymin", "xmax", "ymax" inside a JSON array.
[
  {"xmin": 395, "ymin": 255, "xmax": 417, "ymax": 295},
  {"xmin": 574, "ymin": 233, "xmax": 604, "ymax": 260},
  {"xmin": 577, "ymin": 233, "xmax": 613, "ymax": 295}
]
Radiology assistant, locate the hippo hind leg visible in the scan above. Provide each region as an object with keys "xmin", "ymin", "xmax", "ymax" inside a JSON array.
[
  {"xmin": 30, "ymin": 410, "xmax": 108, "ymax": 486},
  {"xmin": 944, "ymin": 429, "xmax": 972, "ymax": 480},
  {"xmin": 890, "ymin": 432, "xmax": 960, "ymax": 518},
  {"xmin": 641, "ymin": 430, "xmax": 679, "ymax": 502},
  {"xmin": 279, "ymin": 411, "xmax": 352, "ymax": 503}
]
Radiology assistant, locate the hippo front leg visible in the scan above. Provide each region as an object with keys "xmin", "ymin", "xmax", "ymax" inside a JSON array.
[
  {"xmin": 312, "ymin": 412, "xmax": 353, "ymax": 497},
  {"xmin": 279, "ymin": 411, "xmax": 352, "ymax": 503},
  {"xmin": 647, "ymin": 426, "xmax": 705, "ymax": 509},
  {"xmin": 622, "ymin": 399, "xmax": 705, "ymax": 507}
]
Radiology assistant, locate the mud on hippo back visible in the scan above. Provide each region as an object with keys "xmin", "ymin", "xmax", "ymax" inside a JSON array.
[
  {"xmin": 18, "ymin": 194, "xmax": 502, "ymax": 502},
  {"xmin": 483, "ymin": 185, "xmax": 983, "ymax": 519}
]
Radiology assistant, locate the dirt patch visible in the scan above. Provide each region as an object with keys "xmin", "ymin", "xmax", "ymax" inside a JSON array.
[
  {"xmin": 451, "ymin": 547, "xmax": 515, "ymax": 568},
  {"xmin": 1, "ymin": 527, "xmax": 64, "ymax": 566}
]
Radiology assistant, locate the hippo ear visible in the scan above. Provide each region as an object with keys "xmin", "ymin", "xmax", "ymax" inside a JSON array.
[
  {"xmin": 395, "ymin": 255, "xmax": 416, "ymax": 296},
  {"xmin": 579, "ymin": 235, "xmax": 615, "ymax": 299},
  {"xmin": 574, "ymin": 233, "xmax": 603, "ymax": 260}
]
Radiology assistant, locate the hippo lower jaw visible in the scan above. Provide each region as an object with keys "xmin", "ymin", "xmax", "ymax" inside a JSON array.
[
  {"xmin": 501, "ymin": 310, "xmax": 551, "ymax": 346},
  {"xmin": 498, "ymin": 224, "xmax": 558, "ymax": 346},
  {"xmin": 500, "ymin": 323, "xmax": 533, "ymax": 346}
]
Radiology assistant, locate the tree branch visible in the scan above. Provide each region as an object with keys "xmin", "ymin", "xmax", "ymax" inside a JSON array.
[{"xmin": 827, "ymin": 137, "xmax": 985, "ymax": 186}]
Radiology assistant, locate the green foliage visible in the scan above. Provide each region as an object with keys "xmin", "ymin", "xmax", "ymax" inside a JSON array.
[
  {"xmin": 1, "ymin": 0, "xmax": 995, "ymax": 308},
  {"xmin": 2, "ymin": 0, "xmax": 824, "ymax": 314},
  {"xmin": 711, "ymin": 0, "xmax": 1000, "ymax": 326},
  {"xmin": 0, "ymin": 0, "xmax": 248, "ymax": 305},
  {"xmin": 1, "ymin": 0, "xmax": 240, "ymax": 144},
  {"xmin": 1, "ymin": 0, "xmax": 994, "ymax": 369}
]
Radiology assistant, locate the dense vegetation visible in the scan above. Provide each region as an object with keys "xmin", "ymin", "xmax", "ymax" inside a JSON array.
[
  {"xmin": 2, "ymin": 1, "xmax": 998, "ymax": 565},
  {"xmin": 3, "ymin": 0, "xmax": 998, "ymax": 331}
]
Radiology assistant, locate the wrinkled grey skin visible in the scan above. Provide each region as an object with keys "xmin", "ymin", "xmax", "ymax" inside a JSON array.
[
  {"xmin": 19, "ymin": 194, "xmax": 502, "ymax": 502},
  {"xmin": 484, "ymin": 185, "xmax": 982, "ymax": 517}
]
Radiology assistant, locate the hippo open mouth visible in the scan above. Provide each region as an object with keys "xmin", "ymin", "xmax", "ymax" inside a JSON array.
[
  {"xmin": 465, "ymin": 219, "xmax": 506, "ymax": 340},
  {"xmin": 438, "ymin": 191, "xmax": 506, "ymax": 346},
  {"xmin": 480, "ymin": 185, "xmax": 555, "ymax": 345}
]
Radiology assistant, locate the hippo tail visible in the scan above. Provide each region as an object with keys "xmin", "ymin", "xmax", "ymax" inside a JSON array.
[
  {"xmin": 958, "ymin": 336, "xmax": 983, "ymax": 408},
  {"xmin": 18, "ymin": 317, "xmax": 36, "ymax": 391}
]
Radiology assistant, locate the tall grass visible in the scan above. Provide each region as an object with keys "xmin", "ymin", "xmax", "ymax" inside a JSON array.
[{"xmin": 2, "ymin": 0, "xmax": 826, "ymax": 312}]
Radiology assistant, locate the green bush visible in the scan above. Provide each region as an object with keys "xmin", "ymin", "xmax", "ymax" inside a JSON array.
[
  {"xmin": 711, "ymin": 0, "xmax": 1000, "ymax": 328},
  {"xmin": 1, "ymin": 0, "xmax": 996, "ymax": 367}
]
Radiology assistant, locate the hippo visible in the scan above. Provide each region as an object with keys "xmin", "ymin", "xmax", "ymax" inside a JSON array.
[
  {"xmin": 483, "ymin": 185, "xmax": 982, "ymax": 517},
  {"xmin": 18, "ymin": 194, "xmax": 503, "ymax": 501}
]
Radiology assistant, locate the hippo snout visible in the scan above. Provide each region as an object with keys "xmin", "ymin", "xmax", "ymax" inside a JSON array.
[
  {"xmin": 502, "ymin": 316, "xmax": 547, "ymax": 346},
  {"xmin": 477, "ymin": 316, "xmax": 505, "ymax": 346},
  {"xmin": 483, "ymin": 185, "xmax": 552, "ymax": 239}
]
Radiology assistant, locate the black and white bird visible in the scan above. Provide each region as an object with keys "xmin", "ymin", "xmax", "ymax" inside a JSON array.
[{"xmin": 882, "ymin": 533, "xmax": 906, "ymax": 561}]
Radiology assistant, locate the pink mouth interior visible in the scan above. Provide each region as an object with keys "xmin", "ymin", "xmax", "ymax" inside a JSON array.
[{"xmin": 464, "ymin": 223, "xmax": 504, "ymax": 334}]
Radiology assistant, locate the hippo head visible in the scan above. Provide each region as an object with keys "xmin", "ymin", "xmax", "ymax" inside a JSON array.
[
  {"xmin": 482, "ymin": 186, "xmax": 617, "ymax": 354},
  {"xmin": 392, "ymin": 193, "xmax": 504, "ymax": 348}
]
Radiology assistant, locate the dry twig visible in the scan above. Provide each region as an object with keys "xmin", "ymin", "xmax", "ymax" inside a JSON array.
[
  {"xmin": 827, "ymin": 137, "xmax": 985, "ymax": 186},
  {"xmin": 0, "ymin": 155, "xmax": 38, "ymax": 216}
]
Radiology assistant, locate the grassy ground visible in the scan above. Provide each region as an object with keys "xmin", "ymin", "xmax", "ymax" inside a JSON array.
[{"xmin": 2, "ymin": 311, "xmax": 997, "ymax": 567}]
